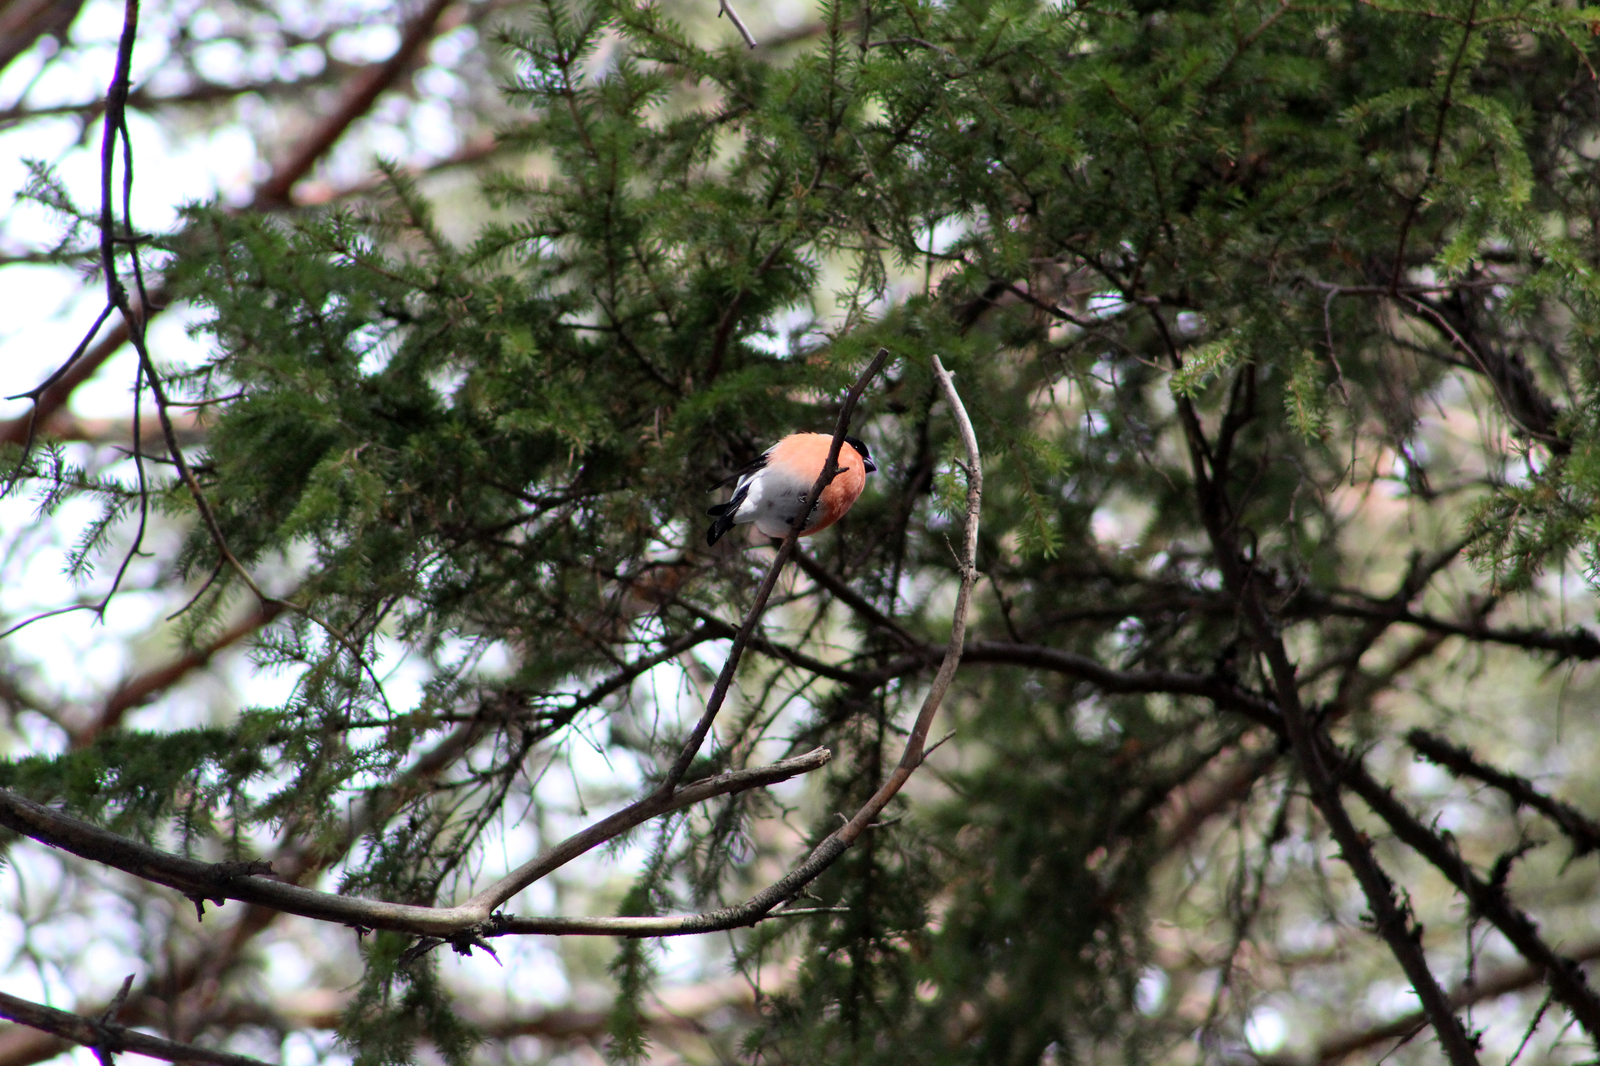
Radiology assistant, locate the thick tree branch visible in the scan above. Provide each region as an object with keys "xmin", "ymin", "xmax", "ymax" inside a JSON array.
[
  {"xmin": 1154, "ymin": 335, "xmax": 1481, "ymax": 1065},
  {"xmin": 953, "ymin": 640, "xmax": 1282, "ymax": 727},
  {"xmin": 0, "ymin": 703, "xmax": 499, "ymax": 1066},
  {"xmin": 672, "ymin": 604, "xmax": 886, "ymax": 687}
]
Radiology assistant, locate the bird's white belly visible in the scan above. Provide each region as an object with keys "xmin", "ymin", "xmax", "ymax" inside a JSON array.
[{"xmin": 736, "ymin": 476, "xmax": 816, "ymax": 537}]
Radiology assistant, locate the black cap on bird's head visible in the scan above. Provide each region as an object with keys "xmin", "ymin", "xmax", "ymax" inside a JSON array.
[{"xmin": 843, "ymin": 435, "xmax": 877, "ymax": 473}]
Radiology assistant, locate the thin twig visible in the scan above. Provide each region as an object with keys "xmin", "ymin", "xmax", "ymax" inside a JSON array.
[
  {"xmin": 462, "ymin": 748, "xmax": 831, "ymax": 913},
  {"xmin": 88, "ymin": 0, "xmax": 267, "ymax": 624},
  {"xmin": 1, "ymin": 302, "xmax": 113, "ymax": 481},
  {"xmin": 716, "ymin": 0, "xmax": 759, "ymax": 48}
]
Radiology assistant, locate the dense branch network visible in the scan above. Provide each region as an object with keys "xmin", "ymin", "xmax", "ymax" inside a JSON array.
[{"xmin": 5, "ymin": 0, "xmax": 1600, "ymax": 1061}]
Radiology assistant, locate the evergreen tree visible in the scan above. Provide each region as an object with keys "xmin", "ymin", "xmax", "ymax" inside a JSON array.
[{"xmin": 6, "ymin": 0, "xmax": 1600, "ymax": 1063}]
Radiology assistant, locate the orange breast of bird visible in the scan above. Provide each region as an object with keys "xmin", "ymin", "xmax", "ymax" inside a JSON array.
[{"xmin": 767, "ymin": 433, "xmax": 868, "ymax": 536}]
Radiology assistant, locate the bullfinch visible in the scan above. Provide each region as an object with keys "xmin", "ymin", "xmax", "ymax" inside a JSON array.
[{"xmin": 706, "ymin": 433, "xmax": 877, "ymax": 546}]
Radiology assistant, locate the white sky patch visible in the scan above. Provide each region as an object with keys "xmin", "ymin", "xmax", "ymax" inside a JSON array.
[
  {"xmin": 1135, "ymin": 967, "xmax": 1167, "ymax": 1014},
  {"xmin": 1245, "ymin": 1006, "xmax": 1287, "ymax": 1053}
]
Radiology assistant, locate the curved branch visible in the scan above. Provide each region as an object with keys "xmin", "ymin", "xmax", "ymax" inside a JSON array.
[{"xmin": 0, "ymin": 749, "xmax": 832, "ymax": 937}]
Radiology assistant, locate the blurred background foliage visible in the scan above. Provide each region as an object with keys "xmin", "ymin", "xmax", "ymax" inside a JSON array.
[{"xmin": 5, "ymin": 0, "xmax": 1600, "ymax": 1062}]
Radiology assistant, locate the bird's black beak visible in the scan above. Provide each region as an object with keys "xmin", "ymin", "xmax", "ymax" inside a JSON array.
[{"xmin": 863, "ymin": 456, "xmax": 877, "ymax": 474}]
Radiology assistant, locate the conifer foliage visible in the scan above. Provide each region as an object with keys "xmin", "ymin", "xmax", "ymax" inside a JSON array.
[{"xmin": 7, "ymin": 0, "xmax": 1600, "ymax": 1062}]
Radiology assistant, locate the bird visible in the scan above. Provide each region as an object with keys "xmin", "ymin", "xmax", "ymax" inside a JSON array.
[{"xmin": 706, "ymin": 433, "xmax": 877, "ymax": 546}]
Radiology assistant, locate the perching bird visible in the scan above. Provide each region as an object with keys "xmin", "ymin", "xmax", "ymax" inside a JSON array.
[{"xmin": 706, "ymin": 433, "xmax": 877, "ymax": 546}]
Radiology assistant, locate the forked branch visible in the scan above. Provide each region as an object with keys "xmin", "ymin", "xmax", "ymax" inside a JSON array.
[
  {"xmin": 0, "ymin": 749, "xmax": 833, "ymax": 938},
  {"xmin": 0, "ymin": 352, "xmax": 976, "ymax": 949}
]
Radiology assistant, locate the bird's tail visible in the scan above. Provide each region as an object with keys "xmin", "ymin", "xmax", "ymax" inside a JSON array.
[{"xmin": 705, "ymin": 486, "xmax": 748, "ymax": 546}]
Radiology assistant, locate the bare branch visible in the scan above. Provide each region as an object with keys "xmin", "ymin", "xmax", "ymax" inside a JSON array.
[
  {"xmin": 0, "ymin": 711, "xmax": 502, "ymax": 1066},
  {"xmin": 0, "ymin": 298, "xmax": 147, "ymax": 451},
  {"xmin": 1394, "ymin": 292, "xmax": 1566, "ymax": 453},
  {"xmin": 1407, "ymin": 729, "xmax": 1600, "ymax": 858},
  {"xmin": 0, "ymin": 989, "xmax": 269, "ymax": 1066},
  {"xmin": 716, "ymin": 0, "xmax": 758, "ymax": 47},
  {"xmin": 0, "ymin": 748, "xmax": 832, "ymax": 937},
  {"xmin": 1342, "ymin": 755, "xmax": 1600, "ymax": 1039},
  {"xmin": 836, "ymin": 353, "xmax": 981, "ymax": 815},
  {"xmin": 953, "ymin": 640, "xmax": 1282, "ymax": 727}
]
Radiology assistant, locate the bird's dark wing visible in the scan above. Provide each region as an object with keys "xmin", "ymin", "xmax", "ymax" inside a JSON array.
[
  {"xmin": 707, "ymin": 451, "xmax": 768, "ymax": 492},
  {"xmin": 706, "ymin": 484, "xmax": 751, "ymax": 545}
]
